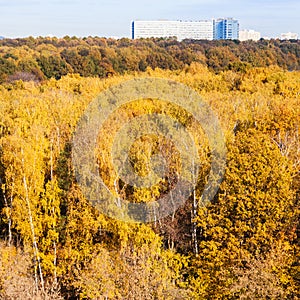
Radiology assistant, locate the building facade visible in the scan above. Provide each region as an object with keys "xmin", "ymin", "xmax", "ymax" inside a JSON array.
[
  {"xmin": 239, "ymin": 29, "xmax": 261, "ymax": 41},
  {"xmin": 132, "ymin": 20, "xmax": 214, "ymax": 41},
  {"xmin": 280, "ymin": 32, "xmax": 298, "ymax": 40},
  {"xmin": 213, "ymin": 18, "xmax": 239, "ymax": 40}
]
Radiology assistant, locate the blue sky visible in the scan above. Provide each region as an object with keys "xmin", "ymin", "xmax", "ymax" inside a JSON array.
[{"xmin": 0, "ymin": 0, "xmax": 299, "ymax": 38}]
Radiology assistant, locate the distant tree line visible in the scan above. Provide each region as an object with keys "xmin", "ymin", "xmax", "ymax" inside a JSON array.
[{"xmin": 0, "ymin": 36, "xmax": 300, "ymax": 83}]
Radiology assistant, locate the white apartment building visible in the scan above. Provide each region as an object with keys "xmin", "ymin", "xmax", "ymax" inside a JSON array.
[
  {"xmin": 132, "ymin": 20, "xmax": 214, "ymax": 41},
  {"xmin": 239, "ymin": 29, "xmax": 261, "ymax": 41},
  {"xmin": 178, "ymin": 20, "xmax": 214, "ymax": 40},
  {"xmin": 280, "ymin": 32, "xmax": 298, "ymax": 40}
]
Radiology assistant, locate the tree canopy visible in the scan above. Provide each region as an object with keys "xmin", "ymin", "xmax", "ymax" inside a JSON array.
[{"xmin": 0, "ymin": 37, "xmax": 299, "ymax": 299}]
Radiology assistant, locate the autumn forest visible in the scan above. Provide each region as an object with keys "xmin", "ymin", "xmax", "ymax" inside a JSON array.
[{"xmin": 0, "ymin": 37, "xmax": 299, "ymax": 299}]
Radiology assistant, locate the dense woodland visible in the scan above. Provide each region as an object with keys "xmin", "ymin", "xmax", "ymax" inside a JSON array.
[
  {"xmin": 0, "ymin": 37, "xmax": 299, "ymax": 299},
  {"xmin": 1, "ymin": 37, "xmax": 300, "ymax": 83}
]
